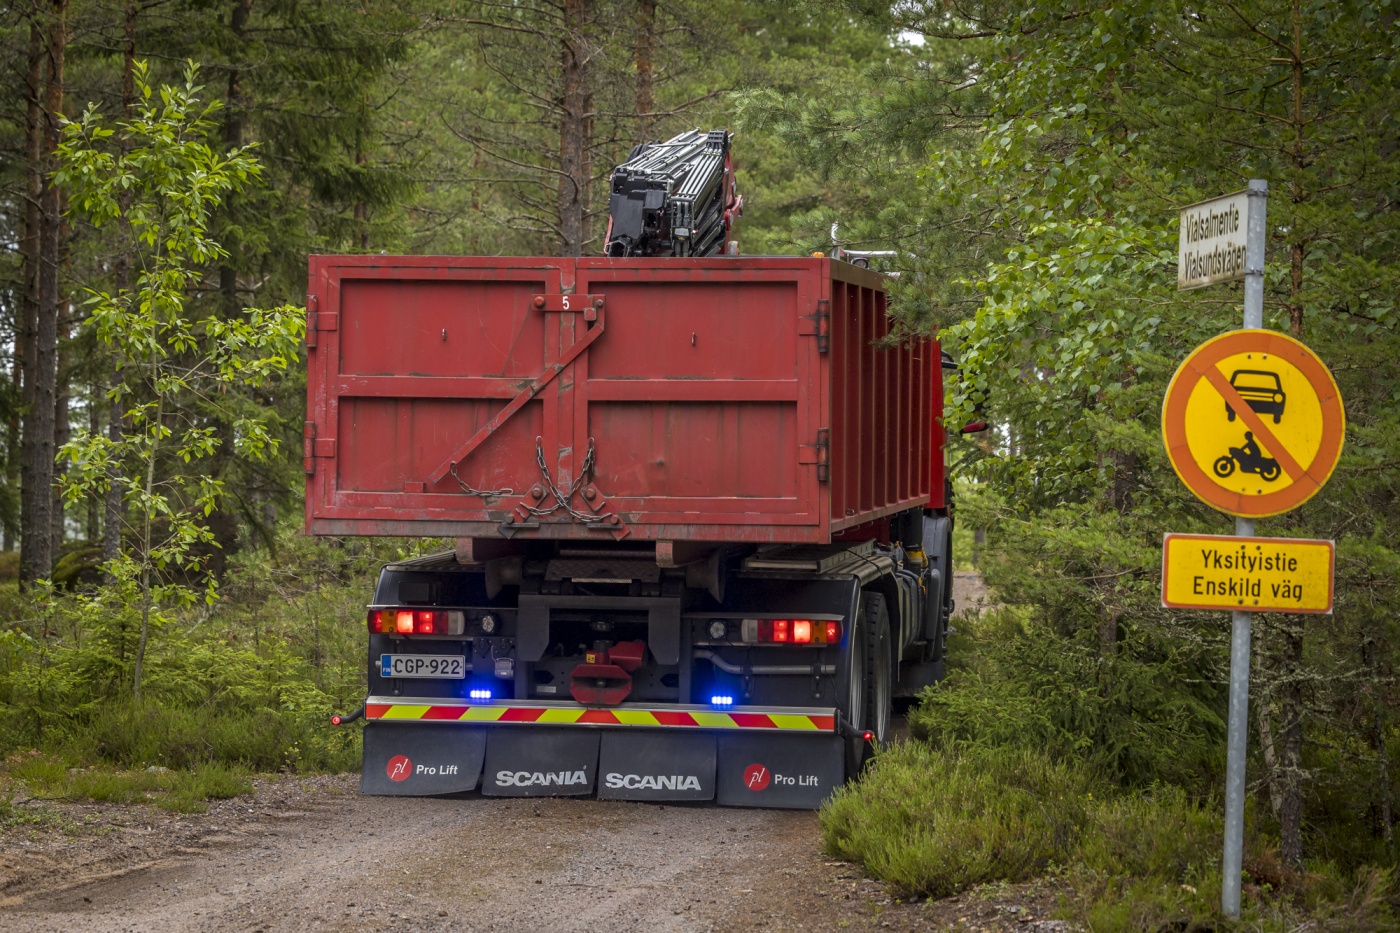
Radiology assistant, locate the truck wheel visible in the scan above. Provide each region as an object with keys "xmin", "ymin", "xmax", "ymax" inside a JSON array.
[
  {"xmin": 842, "ymin": 602, "xmax": 868, "ymax": 777},
  {"xmin": 863, "ymin": 592, "xmax": 893, "ymax": 748}
]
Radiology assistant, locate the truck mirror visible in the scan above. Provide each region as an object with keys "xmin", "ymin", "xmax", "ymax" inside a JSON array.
[{"xmin": 959, "ymin": 420, "xmax": 989, "ymax": 435}]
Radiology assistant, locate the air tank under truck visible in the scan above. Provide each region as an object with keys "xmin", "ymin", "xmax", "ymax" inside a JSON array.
[{"xmin": 309, "ymin": 251, "xmax": 959, "ymax": 808}]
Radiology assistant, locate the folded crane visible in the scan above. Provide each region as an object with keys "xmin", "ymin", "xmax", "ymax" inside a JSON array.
[{"xmin": 604, "ymin": 129, "xmax": 743, "ymax": 257}]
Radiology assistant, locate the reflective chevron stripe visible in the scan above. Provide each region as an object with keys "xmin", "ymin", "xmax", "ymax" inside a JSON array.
[{"xmin": 364, "ymin": 701, "xmax": 836, "ymax": 732}]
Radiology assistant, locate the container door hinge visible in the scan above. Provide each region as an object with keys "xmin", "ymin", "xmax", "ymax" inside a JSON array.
[
  {"xmin": 799, "ymin": 428, "xmax": 831, "ymax": 483},
  {"xmin": 799, "ymin": 299, "xmax": 830, "ymax": 353},
  {"xmin": 303, "ymin": 422, "xmax": 336, "ymax": 474},
  {"xmin": 305, "ymin": 295, "xmax": 338, "ymax": 348}
]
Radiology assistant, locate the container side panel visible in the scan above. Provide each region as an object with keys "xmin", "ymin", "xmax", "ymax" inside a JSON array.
[
  {"xmin": 823, "ymin": 267, "xmax": 935, "ymax": 532},
  {"xmin": 337, "ymin": 397, "xmax": 543, "ymax": 495},
  {"xmin": 306, "ymin": 256, "xmax": 919, "ymax": 541},
  {"xmin": 831, "ymin": 284, "xmax": 850, "ymax": 523},
  {"xmin": 592, "ymin": 401, "xmax": 797, "ymax": 499},
  {"xmin": 859, "ymin": 286, "xmax": 875, "ymax": 514},
  {"xmin": 339, "ymin": 279, "xmax": 545, "ymax": 378},
  {"xmin": 928, "ymin": 338, "xmax": 946, "ymax": 509},
  {"xmin": 586, "ymin": 281, "xmax": 797, "ymax": 380}
]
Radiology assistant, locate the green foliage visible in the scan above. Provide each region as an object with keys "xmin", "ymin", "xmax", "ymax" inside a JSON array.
[
  {"xmin": 822, "ymin": 742, "xmax": 1396, "ymax": 929},
  {"xmin": 910, "ymin": 611, "xmax": 1224, "ymax": 788},
  {"xmin": 53, "ymin": 62, "xmax": 304, "ymax": 698},
  {"xmin": 0, "ymin": 527, "xmax": 382, "ymax": 805},
  {"xmin": 823, "ymin": 743, "xmax": 1093, "ymax": 897},
  {"xmin": 749, "ymin": 0, "xmax": 1400, "ymax": 882}
]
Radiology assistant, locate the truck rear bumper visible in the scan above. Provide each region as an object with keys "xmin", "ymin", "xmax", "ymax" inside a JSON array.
[
  {"xmin": 365, "ymin": 696, "xmax": 837, "ymax": 732},
  {"xmin": 360, "ymin": 699, "xmax": 846, "ymax": 808}
]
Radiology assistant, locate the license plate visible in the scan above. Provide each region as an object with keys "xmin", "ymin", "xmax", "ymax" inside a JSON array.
[{"xmin": 380, "ymin": 655, "xmax": 467, "ymax": 679}]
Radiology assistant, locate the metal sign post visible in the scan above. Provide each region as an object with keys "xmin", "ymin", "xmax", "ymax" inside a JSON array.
[
  {"xmin": 1170, "ymin": 182, "xmax": 1343, "ymax": 918},
  {"xmin": 1222, "ymin": 179, "xmax": 1267, "ymax": 919}
]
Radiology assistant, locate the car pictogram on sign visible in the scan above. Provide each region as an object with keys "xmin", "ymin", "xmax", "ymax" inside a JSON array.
[{"xmin": 1226, "ymin": 369, "xmax": 1285, "ymax": 423}]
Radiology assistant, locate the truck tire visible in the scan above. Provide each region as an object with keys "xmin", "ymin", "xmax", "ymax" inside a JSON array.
[
  {"xmin": 842, "ymin": 601, "xmax": 869, "ymax": 777},
  {"xmin": 863, "ymin": 592, "xmax": 893, "ymax": 748}
]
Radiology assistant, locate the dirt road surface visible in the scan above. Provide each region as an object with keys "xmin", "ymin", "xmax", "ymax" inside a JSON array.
[
  {"xmin": 0, "ymin": 776, "xmax": 1060, "ymax": 933},
  {"xmin": 2, "ymin": 575, "xmax": 1057, "ymax": 933}
]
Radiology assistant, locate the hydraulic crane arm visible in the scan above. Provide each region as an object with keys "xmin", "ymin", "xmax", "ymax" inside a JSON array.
[{"xmin": 604, "ymin": 129, "xmax": 743, "ymax": 258}]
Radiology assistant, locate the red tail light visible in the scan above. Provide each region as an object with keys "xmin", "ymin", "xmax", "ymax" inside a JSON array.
[
  {"xmin": 739, "ymin": 618, "xmax": 841, "ymax": 645},
  {"xmin": 367, "ymin": 609, "xmax": 465, "ymax": 636}
]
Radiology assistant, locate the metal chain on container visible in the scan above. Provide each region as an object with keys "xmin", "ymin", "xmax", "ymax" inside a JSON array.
[
  {"xmin": 519, "ymin": 437, "xmax": 608, "ymax": 524},
  {"xmin": 447, "ymin": 436, "xmax": 609, "ymax": 525},
  {"xmin": 448, "ymin": 460, "xmax": 516, "ymax": 499}
]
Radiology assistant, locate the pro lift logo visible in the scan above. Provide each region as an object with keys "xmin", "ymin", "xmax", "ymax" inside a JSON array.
[
  {"xmin": 743, "ymin": 763, "xmax": 771, "ymax": 791},
  {"xmin": 386, "ymin": 754, "xmax": 460, "ymax": 782},
  {"xmin": 744, "ymin": 762, "xmax": 822, "ymax": 791},
  {"xmin": 386, "ymin": 755, "xmax": 413, "ymax": 782}
]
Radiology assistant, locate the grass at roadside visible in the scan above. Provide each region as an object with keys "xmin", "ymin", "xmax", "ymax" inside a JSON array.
[
  {"xmin": 822, "ymin": 740, "xmax": 1396, "ymax": 931},
  {"xmin": 0, "ymin": 528, "xmax": 395, "ymax": 813},
  {"xmin": 3, "ymin": 749, "xmax": 253, "ymax": 813}
]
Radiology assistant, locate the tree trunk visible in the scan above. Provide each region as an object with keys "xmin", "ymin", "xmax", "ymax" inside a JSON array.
[
  {"xmin": 354, "ymin": 117, "xmax": 369, "ymax": 250},
  {"xmin": 1277, "ymin": 619, "xmax": 1305, "ymax": 869},
  {"xmin": 14, "ymin": 19, "xmax": 42, "ymax": 557},
  {"xmin": 133, "ymin": 393, "xmax": 161, "ymax": 701},
  {"xmin": 105, "ymin": 0, "xmax": 138, "ymax": 576},
  {"xmin": 21, "ymin": 0, "xmax": 66, "ymax": 587},
  {"xmin": 557, "ymin": 0, "xmax": 590, "ymax": 256},
  {"xmin": 1273, "ymin": 0, "xmax": 1307, "ymax": 869},
  {"xmin": 86, "ymin": 386, "xmax": 99, "ymax": 540},
  {"xmin": 635, "ymin": 0, "xmax": 656, "ymax": 143},
  {"xmin": 1363, "ymin": 635, "xmax": 1393, "ymax": 851},
  {"xmin": 219, "ymin": 0, "xmax": 250, "ymax": 317},
  {"xmin": 1254, "ymin": 645, "xmax": 1286, "ymax": 820},
  {"xmin": 52, "ymin": 281, "xmax": 69, "ymax": 559}
]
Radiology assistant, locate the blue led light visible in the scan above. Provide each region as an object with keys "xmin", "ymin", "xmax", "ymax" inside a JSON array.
[
  {"xmin": 468, "ymin": 688, "xmax": 493, "ymax": 701},
  {"xmin": 710, "ymin": 695, "xmax": 734, "ymax": 707}
]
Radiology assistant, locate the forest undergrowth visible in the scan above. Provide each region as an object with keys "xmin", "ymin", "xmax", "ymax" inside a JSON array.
[
  {"xmin": 822, "ymin": 574, "xmax": 1398, "ymax": 932},
  {"xmin": 0, "ymin": 529, "xmax": 392, "ymax": 814}
]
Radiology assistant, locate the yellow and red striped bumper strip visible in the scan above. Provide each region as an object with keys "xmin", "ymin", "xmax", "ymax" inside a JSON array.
[{"xmin": 364, "ymin": 698, "xmax": 836, "ymax": 732}]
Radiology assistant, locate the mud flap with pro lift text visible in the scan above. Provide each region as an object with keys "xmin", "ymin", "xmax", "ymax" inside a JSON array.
[
  {"xmin": 361, "ymin": 721, "xmax": 487, "ymax": 795},
  {"xmin": 715, "ymin": 733, "xmax": 845, "ymax": 809}
]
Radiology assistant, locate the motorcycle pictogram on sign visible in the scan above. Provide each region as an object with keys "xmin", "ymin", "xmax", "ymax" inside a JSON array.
[
  {"xmin": 1213, "ymin": 431, "xmax": 1281, "ymax": 482},
  {"xmin": 1162, "ymin": 330, "xmax": 1344, "ymax": 518}
]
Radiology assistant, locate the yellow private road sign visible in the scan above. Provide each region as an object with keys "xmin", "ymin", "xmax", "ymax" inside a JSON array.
[
  {"xmin": 1162, "ymin": 533, "xmax": 1335, "ymax": 614},
  {"xmin": 1162, "ymin": 330, "xmax": 1345, "ymax": 518}
]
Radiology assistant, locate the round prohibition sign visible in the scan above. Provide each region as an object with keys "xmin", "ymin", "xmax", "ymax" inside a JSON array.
[{"xmin": 1162, "ymin": 329, "xmax": 1344, "ymax": 518}]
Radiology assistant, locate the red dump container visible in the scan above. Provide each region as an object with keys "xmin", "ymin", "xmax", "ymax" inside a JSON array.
[{"xmin": 304, "ymin": 256, "xmax": 942, "ymax": 543}]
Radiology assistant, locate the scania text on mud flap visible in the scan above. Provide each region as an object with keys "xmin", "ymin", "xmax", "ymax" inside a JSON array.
[{"xmin": 311, "ymin": 253, "xmax": 963, "ymax": 808}]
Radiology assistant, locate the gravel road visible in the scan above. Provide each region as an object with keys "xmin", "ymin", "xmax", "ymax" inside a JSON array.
[
  {"xmin": 2, "ymin": 575, "xmax": 1055, "ymax": 933},
  {"xmin": 0, "ymin": 775, "xmax": 1056, "ymax": 933}
]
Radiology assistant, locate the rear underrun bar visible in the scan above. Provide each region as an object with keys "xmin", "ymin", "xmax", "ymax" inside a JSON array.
[{"xmin": 363, "ymin": 697, "xmax": 837, "ymax": 732}]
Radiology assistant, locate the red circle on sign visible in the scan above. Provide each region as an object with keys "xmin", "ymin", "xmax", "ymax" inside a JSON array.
[
  {"xmin": 743, "ymin": 763, "xmax": 771, "ymax": 791},
  {"xmin": 1162, "ymin": 329, "xmax": 1344, "ymax": 518},
  {"xmin": 386, "ymin": 755, "xmax": 413, "ymax": 782}
]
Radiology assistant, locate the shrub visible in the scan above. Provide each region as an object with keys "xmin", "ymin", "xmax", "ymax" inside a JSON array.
[
  {"xmin": 909, "ymin": 607, "xmax": 1224, "ymax": 788},
  {"xmin": 821, "ymin": 742, "xmax": 1094, "ymax": 897}
]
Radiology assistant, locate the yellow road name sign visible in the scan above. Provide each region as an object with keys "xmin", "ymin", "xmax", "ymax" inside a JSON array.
[{"xmin": 1162, "ymin": 533, "xmax": 1334, "ymax": 614}]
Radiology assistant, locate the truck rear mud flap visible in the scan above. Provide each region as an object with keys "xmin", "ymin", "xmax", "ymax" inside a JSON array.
[{"xmin": 361, "ymin": 722, "xmax": 844, "ymax": 809}]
